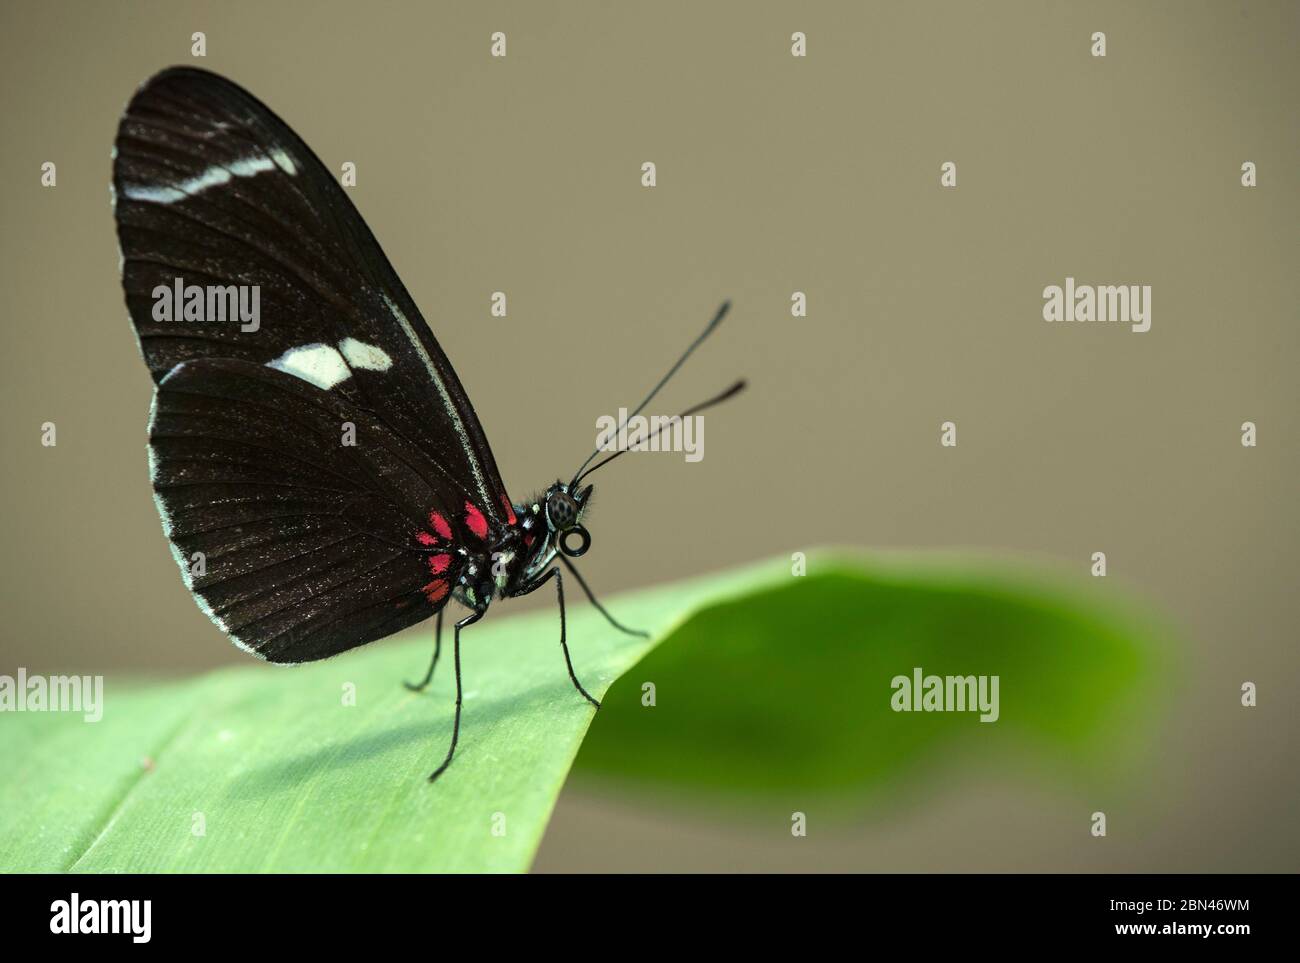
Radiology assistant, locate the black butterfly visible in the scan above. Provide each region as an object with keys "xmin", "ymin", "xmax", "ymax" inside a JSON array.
[{"xmin": 112, "ymin": 67, "xmax": 742, "ymax": 780}]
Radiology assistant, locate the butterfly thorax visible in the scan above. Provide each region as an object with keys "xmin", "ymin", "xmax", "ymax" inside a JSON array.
[
  {"xmin": 497, "ymin": 499, "xmax": 555, "ymax": 597},
  {"xmin": 421, "ymin": 481, "xmax": 590, "ymax": 613}
]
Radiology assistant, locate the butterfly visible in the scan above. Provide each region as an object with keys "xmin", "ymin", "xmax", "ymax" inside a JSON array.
[{"xmin": 111, "ymin": 67, "xmax": 743, "ymax": 781}]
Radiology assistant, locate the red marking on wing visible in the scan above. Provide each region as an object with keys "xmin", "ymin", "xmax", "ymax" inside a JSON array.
[
  {"xmin": 501, "ymin": 495, "xmax": 517, "ymax": 525},
  {"xmin": 416, "ymin": 531, "xmax": 437, "ymax": 546},
  {"xmin": 427, "ymin": 553, "xmax": 451, "ymax": 575},
  {"xmin": 465, "ymin": 501, "xmax": 488, "ymax": 540},
  {"xmin": 524, "ymin": 533, "xmax": 535, "ymax": 548},
  {"xmin": 422, "ymin": 579, "xmax": 449, "ymax": 603},
  {"xmin": 429, "ymin": 511, "xmax": 452, "ymax": 541}
]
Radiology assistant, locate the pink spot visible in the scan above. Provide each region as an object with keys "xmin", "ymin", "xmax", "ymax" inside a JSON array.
[
  {"xmin": 423, "ymin": 579, "xmax": 449, "ymax": 603},
  {"xmin": 416, "ymin": 531, "xmax": 437, "ymax": 546},
  {"xmin": 429, "ymin": 511, "xmax": 452, "ymax": 541},
  {"xmin": 465, "ymin": 501, "xmax": 488, "ymax": 540},
  {"xmin": 501, "ymin": 495, "xmax": 517, "ymax": 525},
  {"xmin": 427, "ymin": 553, "xmax": 451, "ymax": 575}
]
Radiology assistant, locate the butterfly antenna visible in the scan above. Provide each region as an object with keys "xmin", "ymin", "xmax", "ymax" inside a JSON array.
[
  {"xmin": 569, "ymin": 300, "xmax": 732, "ymax": 486},
  {"xmin": 572, "ymin": 378, "xmax": 746, "ymax": 484}
]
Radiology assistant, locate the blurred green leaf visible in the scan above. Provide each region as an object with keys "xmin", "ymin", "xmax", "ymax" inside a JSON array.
[
  {"xmin": 575, "ymin": 552, "xmax": 1166, "ymax": 808},
  {"xmin": 0, "ymin": 551, "xmax": 1163, "ymax": 872}
]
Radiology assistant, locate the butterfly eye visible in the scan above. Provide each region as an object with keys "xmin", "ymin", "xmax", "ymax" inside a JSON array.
[
  {"xmin": 559, "ymin": 524, "xmax": 591, "ymax": 558},
  {"xmin": 546, "ymin": 491, "xmax": 579, "ymax": 530}
]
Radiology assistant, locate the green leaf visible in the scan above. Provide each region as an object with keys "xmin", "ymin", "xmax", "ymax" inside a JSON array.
[
  {"xmin": 574, "ymin": 552, "xmax": 1168, "ymax": 809},
  {"xmin": 0, "ymin": 551, "xmax": 1164, "ymax": 872}
]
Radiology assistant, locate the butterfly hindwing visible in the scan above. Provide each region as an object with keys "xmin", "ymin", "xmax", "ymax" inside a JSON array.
[
  {"xmin": 113, "ymin": 66, "xmax": 512, "ymax": 528},
  {"xmin": 149, "ymin": 358, "xmax": 468, "ymax": 663}
]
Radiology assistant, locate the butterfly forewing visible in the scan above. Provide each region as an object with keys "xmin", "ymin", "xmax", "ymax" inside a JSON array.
[
  {"xmin": 114, "ymin": 68, "xmax": 514, "ymax": 660},
  {"xmin": 113, "ymin": 67, "xmax": 511, "ymax": 525}
]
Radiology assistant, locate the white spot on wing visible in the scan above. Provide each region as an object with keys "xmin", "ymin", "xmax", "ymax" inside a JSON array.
[
  {"xmin": 267, "ymin": 343, "xmax": 350, "ymax": 390},
  {"xmin": 227, "ymin": 156, "xmax": 275, "ymax": 178},
  {"xmin": 271, "ymin": 149, "xmax": 297, "ymax": 176},
  {"xmin": 339, "ymin": 337, "xmax": 392, "ymax": 372},
  {"xmin": 122, "ymin": 154, "xmax": 280, "ymax": 205},
  {"xmin": 123, "ymin": 183, "xmax": 186, "ymax": 204}
]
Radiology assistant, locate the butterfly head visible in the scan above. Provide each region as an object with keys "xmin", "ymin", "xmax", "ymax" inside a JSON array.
[
  {"xmin": 545, "ymin": 481, "xmax": 593, "ymax": 558},
  {"xmin": 511, "ymin": 481, "xmax": 592, "ymax": 590}
]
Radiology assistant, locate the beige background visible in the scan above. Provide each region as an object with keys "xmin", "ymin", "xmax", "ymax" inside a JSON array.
[{"xmin": 1, "ymin": 0, "xmax": 1296, "ymax": 871}]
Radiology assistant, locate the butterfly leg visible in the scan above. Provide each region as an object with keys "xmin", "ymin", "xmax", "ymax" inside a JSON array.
[
  {"xmin": 428, "ymin": 609, "xmax": 484, "ymax": 783},
  {"xmin": 404, "ymin": 608, "xmax": 444, "ymax": 692},
  {"xmin": 552, "ymin": 567, "xmax": 602, "ymax": 709},
  {"xmin": 518, "ymin": 567, "xmax": 601, "ymax": 709},
  {"xmin": 559, "ymin": 554, "xmax": 649, "ymax": 638}
]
